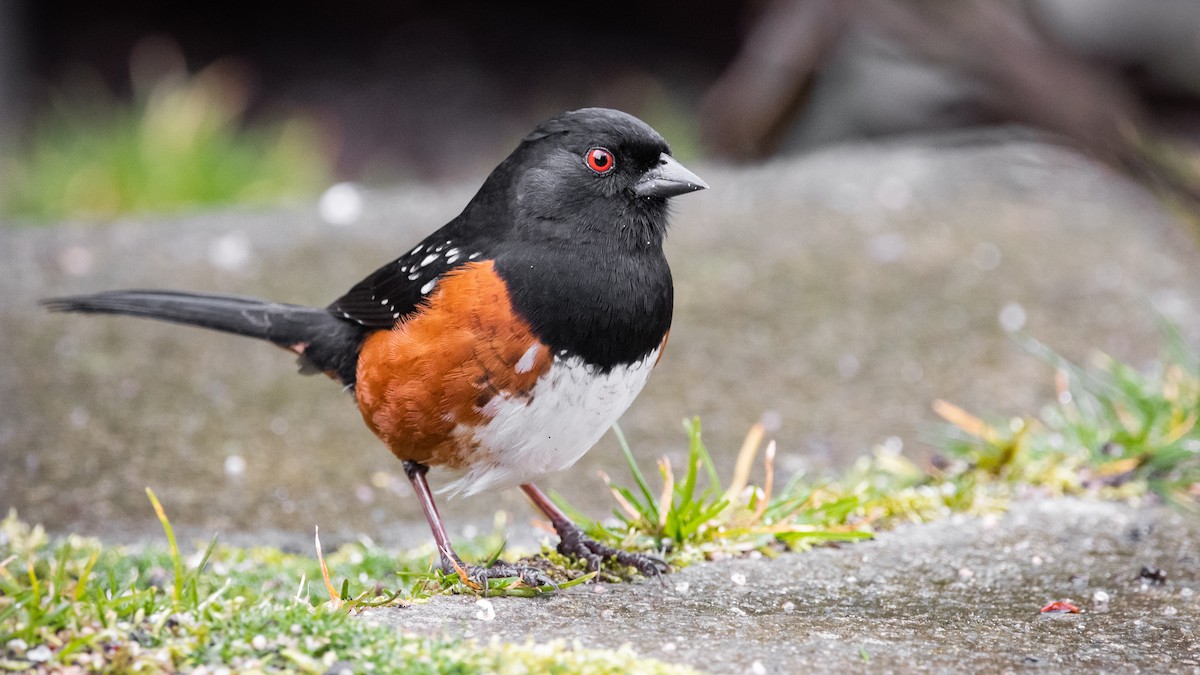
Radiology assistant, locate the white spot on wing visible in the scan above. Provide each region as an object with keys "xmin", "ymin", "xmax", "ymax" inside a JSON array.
[
  {"xmin": 420, "ymin": 253, "xmax": 438, "ymax": 267},
  {"xmin": 421, "ymin": 278, "xmax": 437, "ymax": 294},
  {"xmin": 515, "ymin": 345, "xmax": 540, "ymax": 374}
]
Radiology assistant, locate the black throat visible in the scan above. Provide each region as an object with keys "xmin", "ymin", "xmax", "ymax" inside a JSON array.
[{"xmin": 494, "ymin": 240, "xmax": 673, "ymax": 372}]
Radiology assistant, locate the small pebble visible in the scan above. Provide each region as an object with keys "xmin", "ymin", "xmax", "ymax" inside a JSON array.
[
  {"xmin": 319, "ymin": 183, "xmax": 364, "ymax": 226},
  {"xmin": 26, "ymin": 645, "xmax": 52, "ymax": 662},
  {"xmin": 730, "ymin": 572, "xmax": 747, "ymax": 586},
  {"xmin": 782, "ymin": 601, "xmax": 796, "ymax": 613},
  {"xmin": 1139, "ymin": 566, "xmax": 1168, "ymax": 585},
  {"xmin": 674, "ymin": 582, "xmax": 690, "ymax": 594},
  {"xmin": 223, "ymin": 455, "xmax": 246, "ymax": 478},
  {"xmin": 475, "ymin": 599, "xmax": 495, "ymax": 622},
  {"xmin": 354, "ymin": 484, "xmax": 374, "ymax": 504},
  {"xmin": 251, "ymin": 634, "xmax": 267, "ymax": 650},
  {"xmin": 208, "ymin": 231, "xmax": 253, "ymax": 271},
  {"xmin": 999, "ymin": 302, "xmax": 1027, "ymax": 332},
  {"xmin": 58, "ymin": 246, "xmax": 95, "ymax": 276},
  {"xmin": 750, "ymin": 660, "xmax": 767, "ymax": 675},
  {"xmin": 6, "ymin": 638, "xmax": 28, "ymax": 655},
  {"xmin": 1092, "ymin": 590, "xmax": 1110, "ymax": 604}
]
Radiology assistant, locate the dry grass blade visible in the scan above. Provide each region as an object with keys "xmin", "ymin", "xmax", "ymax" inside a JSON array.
[
  {"xmin": 145, "ymin": 487, "xmax": 183, "ymax": 606},
  {"xmin": 933, "ymin": 399, "xmax": 995, "ymax": 441},
  {"xmin": 657, "ymin": 457, "xmax": 674, "ymax": 528},
  {"xmin": 599, "ymin": 471, "xmax": 642, "ymax": 521},
  {"xmin": 752, "ymin": 440, "xmax": 777, "ymax": 523},
  {"xmin": 1163, "ymin": 412, "xmax": 1198, "ymax": 445},
  {"xmin": 724, "ymin": 423, "xmax": 765, "ymax": 503},
  {"xmin": 314, "ymin": 526, "xmax": 342, "ymax": 608},
  {"xmin": 1055, "ymin": 369, "xmax": 1071, "ymax": 403},
  {"xmin": 441, "ymin": 547, "xmax": 481, "ymax": 591}
]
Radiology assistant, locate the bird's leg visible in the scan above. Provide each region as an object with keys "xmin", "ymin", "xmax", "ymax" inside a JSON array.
[
  {"xmin": 520, "ymin": 483, "xmax": 668, "ymax": 579},
  {"xmin": 402, "ymin": 461, "xmax": 464, "ymax": 569},
  {"xmin": 403, "ymin": 461, "xmax": 555, "ymax": 590}
]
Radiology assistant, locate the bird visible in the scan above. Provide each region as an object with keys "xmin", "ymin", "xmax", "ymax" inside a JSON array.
[{"xmin": 43, "ymin": 107, "xmax": 708, "ymax": 587}]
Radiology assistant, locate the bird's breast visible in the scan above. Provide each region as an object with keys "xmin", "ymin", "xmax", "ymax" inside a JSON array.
[
  {"xmin": 441, "ymin": 345, "xmax": 661, "ymax": 494},
  {"xmin": 354, "ymin": 259, "xmax": 666, "ymax": 491},
  {"xmin": 354, "ymin": 260, "xmax": 555, "ymax": 468}
]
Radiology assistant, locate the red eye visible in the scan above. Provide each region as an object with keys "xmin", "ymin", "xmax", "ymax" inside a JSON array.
[{"xmin": 585, "ymin": 147, "xmax": 615, "ymax": 174}]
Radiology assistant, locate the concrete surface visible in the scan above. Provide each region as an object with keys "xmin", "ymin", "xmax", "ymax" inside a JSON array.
[{"xmin": 366, "ymin": 498, "xmax": 1200, "ymax": 674}]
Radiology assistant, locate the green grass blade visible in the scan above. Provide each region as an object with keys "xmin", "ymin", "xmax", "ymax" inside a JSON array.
[
  {"xmin": 612, "ymin": 423, "xmax": 659, "ymax": 522},
  {"xmin": 73, "ymin": 549, "xmax": 100, "ymax": 602},
  {"xmin": 683, "ymin": 417, "xmax": 723, "ymax": 492},
  {"xmin": 681, "ymin": 418, "xmax": 702, "ymax": 503}
]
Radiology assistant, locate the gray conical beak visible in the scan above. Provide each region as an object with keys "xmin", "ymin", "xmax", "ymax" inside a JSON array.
[{"xmin": 635, "ymin": 153, "xmax": 708, "ymax": 199}]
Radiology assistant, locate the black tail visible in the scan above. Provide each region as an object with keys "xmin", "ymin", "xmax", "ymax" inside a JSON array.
[{"xmin": 42, "ymin": 290, "xmax": 367, "ymax": 387}]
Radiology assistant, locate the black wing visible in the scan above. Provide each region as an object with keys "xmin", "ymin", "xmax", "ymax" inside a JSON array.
[{"xmin": 328, "ymin": 235, "xmax": 484, "ymax": 328}]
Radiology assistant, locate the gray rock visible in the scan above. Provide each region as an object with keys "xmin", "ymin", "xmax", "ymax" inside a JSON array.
[{"xmin": 364, "ymin": 498, "xmax": 1200, "ymax": 673}]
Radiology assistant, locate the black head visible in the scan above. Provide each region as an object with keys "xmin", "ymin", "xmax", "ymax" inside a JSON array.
[
  {"xmin": 332, "ymin": 108, "xmax": 703, "ymax": 369},
  {"xmin": 472, "ymin": 108, "xmax": 706, "ymax": 250}
]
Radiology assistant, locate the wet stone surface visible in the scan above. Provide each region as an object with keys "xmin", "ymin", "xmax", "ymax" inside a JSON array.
[
  {"xmin": 365, "ymin": 499, "xmax": 1200, "ymax": 673},
  {"xmin": 2, "ymin": 136, "xmax": 1200, "ymax": 545}
]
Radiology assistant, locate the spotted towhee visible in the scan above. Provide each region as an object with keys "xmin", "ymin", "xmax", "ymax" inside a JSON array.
[{"xmin": 44, "ymin": 108, "xmax": 707, "ymax": 585}]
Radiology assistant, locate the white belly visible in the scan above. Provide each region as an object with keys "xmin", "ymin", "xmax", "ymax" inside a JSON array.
[{"xmin": 439, "ymin": 348, "xmax": 660, "ymax": 495}]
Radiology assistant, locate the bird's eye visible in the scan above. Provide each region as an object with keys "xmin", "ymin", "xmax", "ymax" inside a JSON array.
[{"xmin": 585, "ymin": 147, "xmax": 615, "ymax": 174}]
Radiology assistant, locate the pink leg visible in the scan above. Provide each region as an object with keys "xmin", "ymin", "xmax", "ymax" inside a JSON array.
[
  {"xmin": 404, "ymin": 462, "xmax": 554, "ymax": 589},
  {"xmin": 403, "ymin": 461, "xmax": 461, "ymax": 569}
]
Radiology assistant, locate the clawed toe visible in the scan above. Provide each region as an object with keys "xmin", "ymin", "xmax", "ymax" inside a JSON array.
[
  {"xmin": 519, "ymin": 483, "xmax": 669, "ymax": 581},
  {"xmin": 611, "ymin": 548, "xmax": 669, "ymax": 578},
  {"xmin": 556, "ymin": 525, "xmax": 669, "ymax": 579},
  {"xmin": 442, "ymin": 556, "xmax": 558, "ymax": 593}
]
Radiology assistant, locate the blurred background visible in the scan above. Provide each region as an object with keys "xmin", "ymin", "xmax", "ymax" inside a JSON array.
[
  {"xmin": 0, "ymin": 0, "xmax": 738, "ymax": 217},
  {"xmin": 3, "ymin": 0, "xmax": 1199, "ymax": 218},
  {"xmin": 2, "ymin": 0, "xmax": 1200, "ymax": 545}
]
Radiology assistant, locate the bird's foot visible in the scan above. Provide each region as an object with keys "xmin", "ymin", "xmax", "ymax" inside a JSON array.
[
  {"xmin": 554, "ymin": 521, "xmax": 669, "ymax": 579},
  {"xmin": 441, "ymin": 553, "xmax": 557, "ymax": 593}
]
